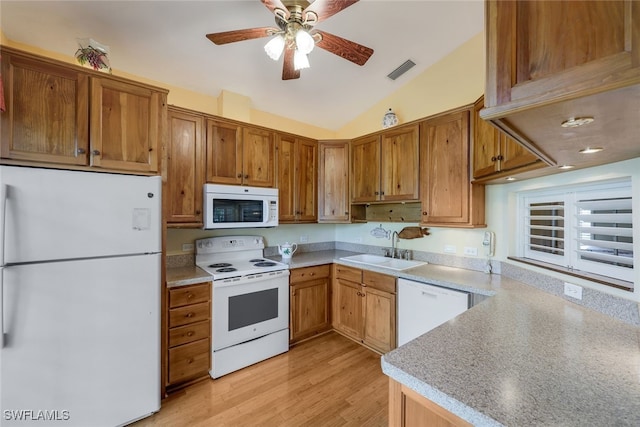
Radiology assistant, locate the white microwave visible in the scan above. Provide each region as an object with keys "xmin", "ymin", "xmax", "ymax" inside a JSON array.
[{"xmin": 203, "ymin": 184, "xmax": 278, "ymax": 229}]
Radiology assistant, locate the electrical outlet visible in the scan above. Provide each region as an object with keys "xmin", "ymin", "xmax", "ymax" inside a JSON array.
[
  {"xmin": 181, "ymin": 243, "xmax": 194, "ymax": 252},
  {"xmin": 444, "ymin": 245, "xmax": 457, "ymax": 254},
  {"xmin": 300, "ymin": 235, "xmax": 309, "ymax": 243},
  {"xmin": 464, "ymin": 246, "xmax": 478, "ymax": 256},
  {"xmin": 564, "ymin": 282, "xmax": 583, "ymax": 300}
]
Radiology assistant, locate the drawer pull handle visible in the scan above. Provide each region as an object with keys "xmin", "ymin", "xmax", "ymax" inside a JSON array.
[
  {"xmin": 186, "ymin": 312, "xmax": 194, "ymax": 318},
  {"xmin": 187, "ymin": 331, "xmax": 194, "ymax": 337},
  {"xmin": 188, "ymin": 358, "xmax": 194, "ymax": 364},
  {"xmin": 187, "ymin": 293, "xmax": 194, "ymax": 299}
]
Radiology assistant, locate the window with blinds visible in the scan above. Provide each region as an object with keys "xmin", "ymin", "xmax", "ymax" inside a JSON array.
[{"xmin": 519, "ymin": 179, "xmax": 634, "ymax": 285}]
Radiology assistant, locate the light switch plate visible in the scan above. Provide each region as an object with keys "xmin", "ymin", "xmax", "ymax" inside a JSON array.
[{"xmin": 444, "ymin": 245, "xmax": 457, "ymax": 254}]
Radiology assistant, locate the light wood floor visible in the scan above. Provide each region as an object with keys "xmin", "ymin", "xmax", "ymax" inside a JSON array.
[{"xmin": 132, "ymin": 332, "xmax": 389, "ymax": 427}]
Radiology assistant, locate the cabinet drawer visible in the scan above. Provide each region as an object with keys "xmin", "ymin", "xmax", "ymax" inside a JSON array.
[
  {"xmin": 169, "ymin": 320, "xmax": 210, "ymax": 348},
  {"xmin": 169, "ymin": 302, "xmax": 210, "ymax": 328},
  {"xmin": 334, "ymin": 264, "xmax": 362, "ymax": 283},
  {"xmin": 169, "ymin": 283, "xmax": 210, "ymax": 308},
  {"xmin": 168, "ymin": 339, "xmax": 210, "ymax": 384},
  {"xmin": 290, "ymin": 264, "xmax": 331, "ymax": 283},
  {"xmin": 363, "ymin": 270, "xmax": 396, "ymax": 294}
]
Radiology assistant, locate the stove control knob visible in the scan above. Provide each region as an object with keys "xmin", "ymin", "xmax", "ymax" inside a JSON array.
[{"xmin": 206, "ymin": 241, "xmax": 213, "ymax": 248}]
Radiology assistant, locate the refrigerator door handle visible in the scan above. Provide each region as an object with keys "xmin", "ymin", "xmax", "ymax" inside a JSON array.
[
  {"xmin": 0, "ymin": 267, "xmax": 4, "ymax": 348},
  {"xmin": 0, "ymin": 183, "xmax": 6, "ymax": 266}
]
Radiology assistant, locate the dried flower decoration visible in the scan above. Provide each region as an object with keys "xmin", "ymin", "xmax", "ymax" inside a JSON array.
[{"xmin": 75, "ymin": 38, "xmax": 111, "ymax": 73}]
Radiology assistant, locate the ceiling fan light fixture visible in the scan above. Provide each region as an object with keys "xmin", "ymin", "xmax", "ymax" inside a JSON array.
[
  {"xmin": 293, "ymin": 49, "xmax": 310, "ymax": 70},
  {"xmin": 264, "ymin": 35, "xmax": 285, "ymax": 61},
  {"xmin": 295, "ymin": 29, "xmax": 315, "ymax": 55}
]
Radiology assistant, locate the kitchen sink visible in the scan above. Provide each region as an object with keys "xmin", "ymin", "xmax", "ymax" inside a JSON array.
[{"xmin": 339, "ymin": 254, "xmax": 426, "ymax": 271}]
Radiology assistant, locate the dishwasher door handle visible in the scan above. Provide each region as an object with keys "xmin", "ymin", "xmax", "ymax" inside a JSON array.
[{"xmin": 421, "ymin": 291, "xmax": 439, "ymax": 298}]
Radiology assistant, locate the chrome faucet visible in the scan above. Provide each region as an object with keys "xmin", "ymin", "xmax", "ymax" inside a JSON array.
[{"xmin": 391, "ymin": 231, "xmax": 400, "ymax": 259}]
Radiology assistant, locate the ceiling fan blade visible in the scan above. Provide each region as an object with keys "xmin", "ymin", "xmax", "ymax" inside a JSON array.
[
  {"xmin": 261, "ymin": 0, "xmax": 290, "ymax": 19},
  {"xmin": 303, "ymin": 0, "xmax": 359, "ymax": 24},
  {"xmin": 314, "ymin": 30, "xmax": 373, "ymax": 66},
  {"xmin": 206, "ymin": 27, "xmax": 277, "ymax": 45},
  {"xmin": 282, "ymin": 48, "xmax": 300, "ymax": 80}
]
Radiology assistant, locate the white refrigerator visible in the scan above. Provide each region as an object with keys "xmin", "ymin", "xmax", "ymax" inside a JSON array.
[{"xmin": 0, "ymin": 166, "xmax": 161, "ymax": 426}]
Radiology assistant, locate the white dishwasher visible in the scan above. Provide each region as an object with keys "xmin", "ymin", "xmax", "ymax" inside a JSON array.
[{"xmin": 397, "ymin": 278, "xmax": 470, "ymax": 346}]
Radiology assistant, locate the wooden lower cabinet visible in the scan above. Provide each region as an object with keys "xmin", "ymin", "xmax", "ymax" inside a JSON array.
[
  {"xmin": 166, "ymin": 282, "xmax": 211, "ymax": 391},
  {"xmin": 289, "ymin": 264, "xmax": 331, "ymax": 344},
  {"xmin": 389, "ymin": 378, "xmax": 472, "ymax": 427},
  {"xmin": 333, "ymin": 264, "xmax": 396, "ymax": 353}
]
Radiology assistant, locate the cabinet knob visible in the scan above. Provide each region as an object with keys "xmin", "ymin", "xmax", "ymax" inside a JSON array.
[
  {"xmin": 309, "ymin": 272, "xmax": 315, "ymax": 276},
  {"xmin": 237, "ymin": 174, "xmax": 243, "ymax": 178},
  {"xmin": 375, "ymin": 191, "xmax": 379, "ymax": 195},
  {"xmin": 244, "ymin": 174, "xmax": 249, "ymax": 179},
  {"xmin": 187, "ymin": 331, "xmax": 194, "ymax": 337},
  {"xmin": 92, "ymin": 149, "xmax": 101, "ymax": 156},
  {"xmin": 497, "ymin": 154, "xmax": 504, "ymax": 161},
  {"xmin": 186, "ymin": 293, "xmax": 194, "ymax": 299},
  {"xmin": 422, "ymin": 211, "xmax": 428, "ymax": 215},
  {"xmin": 345, "ymin": 211, "xmax": 349, "ymax": 215},
  {"xmin": 76, "ymin": 148, "xmax": 86, "ymax": 155},
  {"xmin": 196, "ymin": 210, "xmax": 201, "ymax": 215},
  {"xmin": 186, "ymin": 312, "xmax": 194, "ymax": 318}
]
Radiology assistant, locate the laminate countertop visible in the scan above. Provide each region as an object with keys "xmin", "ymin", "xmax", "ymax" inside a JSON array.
[{"xmin": 168, "ymin": 250, "xmax": 640, "ymax": 426}]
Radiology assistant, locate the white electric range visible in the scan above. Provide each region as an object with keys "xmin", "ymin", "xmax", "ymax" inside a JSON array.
[{"xmin": 195, "ymin": 236, "xmax": 290, "ymax": 378}]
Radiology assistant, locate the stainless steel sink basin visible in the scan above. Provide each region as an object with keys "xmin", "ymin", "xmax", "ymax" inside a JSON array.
[{"xmin": 339, "ymin": 254, "xmax": 426, "ymax": 271}]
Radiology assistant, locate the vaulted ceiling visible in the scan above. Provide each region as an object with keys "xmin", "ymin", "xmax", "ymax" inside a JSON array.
[{"xmin": 0, "ymin": 0, "xmax": 484, "ymax": 130}]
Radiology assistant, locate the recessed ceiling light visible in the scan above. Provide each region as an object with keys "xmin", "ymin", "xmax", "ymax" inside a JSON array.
[
  {"xmin": 561, "ymin": 117, "xmax": 595, "ymax": 128},
  {"xmin": 579, "ymin": 147, "xmax": 604, "ymax": 154},
  {"xmin": 505, "ymin": 177, "xmax": 516, "ymax": 181},
  {"xmin": 558, "ymin": 165, "xmax": 575, "ymax": 170}
]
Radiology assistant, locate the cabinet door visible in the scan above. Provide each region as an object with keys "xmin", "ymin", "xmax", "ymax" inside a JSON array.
[
  {"xmin": 351, "ymin": 135, "xmax": 380, "ymax": 202},
  {"xmin": 296, "ymin": 138, "xmax": 317, "ymax": 222},
  {"xmin": 90, "ymin": 77, "xmax": 162, "ymax": 172},
  {"xmin": 242, "ymin": 127, "xmax": 275, "ymax": 187},
  {"xmin": 334, "ymin": 278, "xmax": 364, "ymax": 340},
  {"xmin": 420, "ymin": 111, "xmax": 471, "ymax": 225},
  {"xmin": 380, "ymin": 125, "xmax": 419, "ymax": 201},
  {"xmin": 0, "ymin": 52, "xmax": 89, "ymax": 165},
  {"xmin": 472, "ymin": 97, "xmax": 500, "ymax": 179},
  {"xmin": 485, "ymin": 0, "xmax": 638, "ymax": 108},
  {"xmin": 499, "ymin": 133, "xmax": 539, "ymax": 171},
  {"xmin": 206, "ymin": 120, "xmax": 242, "ymax": 184},
  {"xmin": 318, "ymin": 140, "xmax": 350, "ymax": 223},
  {"xmin": 276, "ymin": 134, "xmax": 297, "ymax": 222},
  {"xmin": 290, "ymin": 277, "xmax": 330, "ymax": 343},
  {"xmin": 167, "ymin": 108, "xmax": 205, "ymax": 225},
  {"xmin": 363, "ymin": 287, "xmax": 396, "ymax": 353}
]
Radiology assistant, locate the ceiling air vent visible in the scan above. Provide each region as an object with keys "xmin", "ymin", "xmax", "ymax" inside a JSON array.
[{"xmin": 387, "ymin": 59, "xmax": 416, "ymax": 81}]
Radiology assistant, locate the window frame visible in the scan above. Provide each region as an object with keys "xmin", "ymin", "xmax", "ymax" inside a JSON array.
[{"xmin": 515, "ymin": 178, "xmax": 634, "ymax": 291}]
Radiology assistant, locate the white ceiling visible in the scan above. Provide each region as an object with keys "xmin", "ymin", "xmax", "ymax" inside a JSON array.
[{"xmin": 0, "ymin": 0, "xmax": 484, "ymax": 130}]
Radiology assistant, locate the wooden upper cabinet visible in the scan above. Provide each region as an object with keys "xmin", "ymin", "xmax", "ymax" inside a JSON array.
[
  {"xmin": 296, "ymin": 138, "xmax": 318, "ymax": 222},
  {"xmin": 0, "ymin": 47, "xmax": 167, "ymax": 174},
  {"xmin": 472, "ymin": 96, "xmax": 543, "ymax": 181},
  {"xmin": 90, "ymin": 77, "xmax": 163, "ymax": 173},
  {"xmin": 318, "ymin": 140, "xmax": 350, "ymax": 223},
  {"xmin": 206, "ymin": 119, "xmax": 242, "ymax": 185},
  {"xmin": 485, "ymin": 0, "xmax": 639, "ymax": 109},
  {"xmin": 380, "ymin": 125, "xmax": 419, "ymax": 201},
  {"xmin": 241, "ymin": 127, "xmax": 275, "ymax": 187},
  {"xmin": 167, "ymin": 107, "xmax": 205, "ymax": 226},
  {"xmin": 351, "ymin": 134, "xmax": 380, "ymax": 203},
  {"xmin": 276, "ymin": 134, "xmax": 317, "ymax": 223},
  {"xmin": 482, "ymin": 1, "xmax": 640, "ymax": 170},
  {"xmin": 0, "ymin": 50, "xmax": 89, "ymax": 165},
  {"xmin": 351, "ymin": 124, "xmax": 420, "ymax": 203},
  {"xmin": 420, "ymin": 109, "xmax": 485, "ymax": 227}
]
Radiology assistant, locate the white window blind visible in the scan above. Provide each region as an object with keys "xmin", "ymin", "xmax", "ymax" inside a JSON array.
[{"xmin": 519, "ymin": 179, "xmax": 634, "ymax": 285}]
